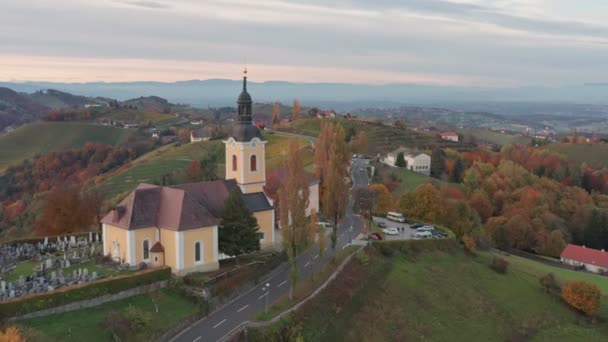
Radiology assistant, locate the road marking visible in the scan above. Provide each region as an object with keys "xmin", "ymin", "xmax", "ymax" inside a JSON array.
[
  {"xmin": 313, "ymin": 254, "xmax": 319, "ymax": 260},
  {"xmin": 278, "ymin": 280, "xmax": 287, "ymax": 287},
  {"xmin": 259, "ymin": 293, "xmax": 268, "ymax": 300},
  {"xmin": 193, "ymin": 336, "xmax": 202, "ymax": 342},
  {"xmin": 237, "ymin": 304, "xmax": 249, "ymax": 313},
  {"xmin": 304, "ymin": 261, "xmax": 311, "ymax": 268},
  {"xmin": 213, "ymin": 319, "xmax": 227, "ymax": 329}
]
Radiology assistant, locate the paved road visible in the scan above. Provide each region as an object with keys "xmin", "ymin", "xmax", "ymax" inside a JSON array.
[{"xmin": 171, "ymin": 158, "xmax": 369, "ymax": 342}]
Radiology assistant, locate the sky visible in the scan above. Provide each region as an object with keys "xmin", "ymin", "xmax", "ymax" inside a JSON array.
[{"xmin": 1, "ymin": 0, "xmax": 608, "ymax": 86}]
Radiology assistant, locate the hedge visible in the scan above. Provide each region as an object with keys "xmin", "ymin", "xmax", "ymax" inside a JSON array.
[
  {"xmin": 373, "ymin": 239, "xmax": 458, "ymax": 257},
  {"xmin": 0, "ymin": 266, "xmax": 171, "ymax": 320}
]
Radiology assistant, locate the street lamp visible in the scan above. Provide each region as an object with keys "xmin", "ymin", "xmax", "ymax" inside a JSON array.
[{"xmin": 262, "ymin": 283, "xmax": 270, "ymax": 313}]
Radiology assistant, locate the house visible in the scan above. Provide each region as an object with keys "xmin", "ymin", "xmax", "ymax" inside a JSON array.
[
  {"xmin": 441, "ymin": 131, "xmax": 459, "ymax": 142},
  {"xmin": 265, "ymin": 167, "xmax": 320, "ymax": 218},
  {"xmin": 383, "ymin": 147, "xmax": 431, "ymax": 176},
  {"xmin": 190, "ymin": 128, "xmax": 212, "ymax": 143},
  {"xmin": 560, "ymin": 244, "xmax": 608, "ymax": 274},
  {"xmin": 101, "ymin": 71, "xmax": 276, "ymax": 275},
  {"xmin": 190, "ymin": 120, "xmax": 203, "ymax": 125},
  {"xmin": 161, "ymin": 135, "xmax": 176, "ymax": 144}
]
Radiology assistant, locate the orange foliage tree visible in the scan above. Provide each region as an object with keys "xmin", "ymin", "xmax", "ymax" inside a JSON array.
[
  {"xmin": 0, "ymin": 326, "xmax": 24, "ymax": 342},
  {"xmin": 292, "ymin": 99, "xmax": 300, "ymax": 121},
  {"xmin": 369, "ymin": 184, "xmax": 393, "ymax": 214},
  {"xmin": 562, "ymin": 281, "xmax": 601, "ymax": 319},
  {"xmin": 35, "ymin": 184, "xmax": 101, "ymax": 235}
]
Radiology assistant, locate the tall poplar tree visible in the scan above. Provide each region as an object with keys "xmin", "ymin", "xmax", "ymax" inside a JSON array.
[
  {"xmin": 292, "ymin": 99, "xmax": 301, "ymax": 121},
  {"xmin": 279, "ymin": 141, "xmax": 312, "ymax": 300},
  {"xmin": 272, "ymin": 102, "xmax": 281, "ymax": 127}
]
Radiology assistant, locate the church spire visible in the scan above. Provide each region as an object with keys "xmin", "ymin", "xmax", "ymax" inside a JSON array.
[{"xmin": 237, "ymin": 68, "xmax": 252, "ymax": 123}]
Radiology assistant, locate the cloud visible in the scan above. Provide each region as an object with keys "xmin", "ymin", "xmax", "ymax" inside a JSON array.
[{"xmin": 0, "ymin": 0, "xmax": 607, "ymax": 86}]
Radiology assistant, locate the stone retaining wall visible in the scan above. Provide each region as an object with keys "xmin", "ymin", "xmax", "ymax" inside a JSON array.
[{"xmin": 12, "ymin": 280, "xmax": 168, "ymax": 321}]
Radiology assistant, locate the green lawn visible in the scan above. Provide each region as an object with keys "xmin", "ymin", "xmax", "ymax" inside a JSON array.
[
  {"xmin": 460, "ymin": 128, "xmax": 532, "ymax": 146},
  {"xmin": 379, "ymin": 164, "xmax": 461, "ymax": 196},
  {"xmin": 0, "ymin": 122, "xmax": 131, "ymax": 172},
  {"xmin": 544, "ymin": 143, "xmax": 608, "ymax": 168},
  {"xmin": 253, "ymin": 246, "xmax": 608, "ymax": 341},
  {"xmin": 21, "ymin": 288, "xmax": 197, "ymax": 342},
  {"xmin": 488, "ymin": 251, "xmax": 608, "ymax": 295}
]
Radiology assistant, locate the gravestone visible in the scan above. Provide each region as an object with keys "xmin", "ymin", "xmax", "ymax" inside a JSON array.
[
  {"xmin": 46, "ymin": 258, "xmax": 53, "ymax": 269},
  {"xmin": 18, "ymin": 276, "xmax": 24, "ymax": 286},
  {"xmin": 83, "ymin": 268, "xmax": 89, "ymax": 277},
  {"xmin": 8, "ymin": 290, "xmax": 14, "ymax": 298},
  {"xmin": 89, "ymin": 232, "xmax": 93, "ymax": 242},
  {"xmin": 47, "ymin": 285, "xmax": 54, "ymax": 292},
  {"xmin": 0, "ymin": 281, "xmax": 5, "ymax": 291},
  {"xmin": 51, "ymin": 271, "xmax": 57, "ymax": 281},
  {"xmin": 43, "ymin": 237, "xmax": 48, "ymax": 246},
  {"xmin": 91, "ymin": 271, "xmax": 98, "ymax": 280},
  {"xmin": 65, "ymin": 259, "xmax": 71, "ymax": 268},
  {"xmin": 72, "ymin": 270, "xmax": 77, "ymax": 279},
  {"xmin": 70, "ymin": 236, "xmax": 76, "ymax": 246},
  {"xmin": 59, "ymin": 276, "xmax": 65, "ymax": 285}
]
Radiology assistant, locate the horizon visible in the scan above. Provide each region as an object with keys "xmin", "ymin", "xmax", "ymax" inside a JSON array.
[{"xmin": 2, "ymin": 1, "xmax": 608, "ymax": 87}]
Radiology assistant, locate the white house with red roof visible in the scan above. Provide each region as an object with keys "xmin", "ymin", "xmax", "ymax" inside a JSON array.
[
  {"xmin": 560, "ymin": 244, "xmax": 608, "ymax": 274},
  {"xmin": 441, "ymin": 131, "xmax": 459, "ymax": 142}
]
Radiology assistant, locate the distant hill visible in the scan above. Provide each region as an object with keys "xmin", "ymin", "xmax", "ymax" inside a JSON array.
[
  {"xmin": 0, "ymin": 87, "xmax": 48, "ymax": 130},
  {"xmin": 3, "ymin": 80, "xmax": 608, "ymax": 109},
  {"xmin": 29, "ymin": 89, "xmax": 90, "ymax": 109},
  {"xmin": 0, "ymin": 122, "xmax": 132, "ymax": 172},
  {"xmin": 121, "ymin": 96, "xmax": 171, "ymax": 113}
]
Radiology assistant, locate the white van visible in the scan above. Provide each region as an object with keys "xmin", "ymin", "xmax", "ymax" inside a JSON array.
[
  {"xmin": 416, "ymin": 225, "xmax": 434, "ymax": 231},
  {"xmin": 386, "ymin": 212, "xmax": 405, "ymax": 223},
  {"xmin": 414, "ymin": 231, "xmax": 432, "ymax": 239}
]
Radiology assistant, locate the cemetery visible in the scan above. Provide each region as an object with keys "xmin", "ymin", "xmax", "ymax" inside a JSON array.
[{"xmin": 0, "ymin": 232, "xmax": 128, "ymax": 302}]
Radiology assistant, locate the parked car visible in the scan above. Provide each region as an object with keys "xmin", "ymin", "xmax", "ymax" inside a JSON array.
[
  {"xmin": 382, "ymin": 228, "xmax": 399, "ymax": 235},
  {"xmin": 416, "ymin": 225, "xmax": 434, "ymax": 231},
  {"xmin": 377, "ymin": 221, "xmax": 387, "ymax": 228},
  {"xmin": 317, "ymin": 221, "xmax": 332, "ymax": 228},
  {"xmin": 368, "ymin": 232, "xmax": 383, "ymax": 240},
  {"xmin": 414, "ymin": 231, "xmax": 432, "ymax": 239},
  {"xmin": 410, "ymin": 223, "xmax": 424, "ymax": 229}
]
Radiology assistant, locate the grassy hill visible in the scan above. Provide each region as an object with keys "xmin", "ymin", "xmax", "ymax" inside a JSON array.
[
  {"xmin": 253, "ymin": 243, "xmax": 608, "ymax": 341},
  {"xmin": 460, "ymin": 128, "xmax": 532, "ymax": 146},
  {"xmin": 95, "ymin": 133, "xmax": 312, "ymax": 200},
  {"xmin": 0, "ymin": 122, "xmax": 132, "ymax": 172},
  {"xmin": 289, "ymin": 118, "xmax": 464, "ymax": 155},
  {"xmin": 93, "ymin": 108, "xmax": 185, "ymax": 127},
  {"xmin": 544, "ymin": 143, "xmax": 608, "ymax": 168}
]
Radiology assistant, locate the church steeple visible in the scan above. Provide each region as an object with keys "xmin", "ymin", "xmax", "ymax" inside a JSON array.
[{"xmin": 237, "ymin": 68, "xmax": 252, "ymax": 123}]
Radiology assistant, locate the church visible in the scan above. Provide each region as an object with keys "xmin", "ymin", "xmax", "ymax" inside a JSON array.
[{"xmin": 101, "ymin": 71, "xmax": 275, "ymax": 275}]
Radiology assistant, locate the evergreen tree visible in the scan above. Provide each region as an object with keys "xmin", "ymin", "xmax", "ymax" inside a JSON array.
[
  {"xmin": 395, "ymin": 152, "xmax": 406, "ymax": 168},
  {"xmin": 451, "ymin": 158, "xmax": 464, "ymax": 183},
  {"xmin": 219, "ymin": 187, "xmax": 261, "ymax": 261},
  {"xmin": 430, "ymin": 147, "xmax": 445, "ymax": 178}
]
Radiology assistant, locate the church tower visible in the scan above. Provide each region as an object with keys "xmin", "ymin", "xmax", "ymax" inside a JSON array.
[{"xmin": 224, "ymin": 69, "xmax": 267, "ymax": 194}]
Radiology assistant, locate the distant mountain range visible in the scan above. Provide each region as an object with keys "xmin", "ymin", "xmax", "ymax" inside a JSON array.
[{"xmin": 2, "ymin": 80, "xmax": 608, "ymax": 110}]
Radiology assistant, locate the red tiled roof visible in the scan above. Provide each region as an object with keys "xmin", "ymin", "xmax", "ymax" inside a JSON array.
[
  {"xmin": 150, "ymin": 241, "xmax": 165, "ymax": 253},
  {"xmin": 560, "ymin": 244, "xmax": 608, "ymax": 268},
  {"xmin": 101, "ymin": 180, "xmax": 272, "ymax": 231},
  {"xmin": 441, "ymin": 131, "xmax": 459, "ymax": 137}
]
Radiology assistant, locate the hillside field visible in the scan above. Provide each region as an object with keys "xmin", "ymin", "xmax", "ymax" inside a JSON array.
[
  {"xmin": 252, "ymin": 243, "xmax": 608, "ymax": 341},
  {"xmin": 95, "ymin": 133, "xmax": 312, "ymax": 200},
  {"xmin": 289, "ymin": 118, "xmax": 463, "ymax": 155},
  {"xmin": 0, "ymin": 122, "xmax": 131, "ymax": 172},
  {"xmin": 460, "ymin": 128, "xmax": 532, "ymax": 146},
  {"xmin": 544, "ymin": 143, "xmax": 608, "ymax": 168}
]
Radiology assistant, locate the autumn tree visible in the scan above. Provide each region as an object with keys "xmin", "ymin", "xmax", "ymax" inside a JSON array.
[
  {"xmin": 462, "ymin": 234, "xmax": 477, "ymax": 255},
  {"xmin": 35, "ymin": 183, "xmax": 100, "ymax": 235},
  {"xmin": 292, "ymin": 99, "xmax": 301, "ymax": 121},
  {"xmin": 279, "ymin": 141, "xmax": 312, "ymax": 300},
  {"xmin": 369, "ymin": 184, "xmax": 393, "ymax": 213},
  {"xmin": 0, "ymin": 326, "xmax": 24, "ymax": 342},
  {"xmin": 562, "ymin": 281, "xmax": 601, "ymax": 319},
  {"xmin": 349, "ymin": 131, "xmax": 368, "ymax": 155},
  {"xmin": 177, "ymin": 128, "xmax": 190, "ymax": 144},
  {"xmin": 450, "ymin": 158, "xmax": 464, "ymax": 183},
  {"xmin": 541, "ymin": 230, "xmax": 566, "ymax": 258},
  {"xmin": 218, "ymin": 186, "xmax": 260, "ymax": 263},
  {"xmin": 399, "ymin": 183, "xmax": 444, "ymax": 223},
  {"xmin": 395, "ymin": 152, "xmax": 406, "ymax": 168},
  {"xmin": 187, "ymin": 160, "xmax": 202, "ymax": 182},
  {"xmin": 321, "ymin": 124, "xmax": 350, "ymax": 257},
  {"xmin": 272, "ymin": 102, "xmax": 281, "ymax": 127}
]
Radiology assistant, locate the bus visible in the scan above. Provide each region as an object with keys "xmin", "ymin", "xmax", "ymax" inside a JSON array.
[{"xmin": 386, "ymin": 212, "xmax": 405, "ymax": 223}]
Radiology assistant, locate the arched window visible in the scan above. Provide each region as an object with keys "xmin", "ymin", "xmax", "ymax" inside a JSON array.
[
  {"xmin": 250, "ymin": 155, "xmax": 257, "ymax": 171},
  {"xmin": 143, "ymin": 240, "xmax": 150, "ymax": 261},
  {"xmin": 195, "ymin": 242, "xmax": 202, "ymax": 263},
  {"xmin": 232, "ymin": 155, "xmax": 237, "ymax": 171}
]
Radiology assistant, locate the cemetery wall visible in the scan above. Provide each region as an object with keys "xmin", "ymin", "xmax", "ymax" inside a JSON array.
[{"xmin": 0, "ymin": 266, "xmax": 171, "ymax": 320}]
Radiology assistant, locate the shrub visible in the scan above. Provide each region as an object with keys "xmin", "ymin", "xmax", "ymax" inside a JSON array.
[
  {"xmin": 461, "ymin": 235, "xmax": 477, "ymax": 255},
  {"xmin": 0, "ymin": 325, "xmax": 24, "ymax": 342},
  {"xmin": 0, "ymin": 267, "xmax": 171, "ymax": 319},
  {"xmin": 123, "ymin": 305, "xmax": 153, "ymax": 332},
  {"xmin": 490, "ymin": 257, "xmax": 509, "ymax": 274},
  {"xmin": 561, "ymin": 281, "xmax": 601, "ymax": 319},
  {"xmin": 102, "ymin": 311, "xmax": 133, "ymax": 340},
  {"xmin": 539, "ymin": 273, "xmax": 560, "ymax": 294}
]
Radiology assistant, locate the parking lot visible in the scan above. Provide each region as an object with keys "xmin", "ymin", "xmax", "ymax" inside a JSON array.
[
  {"xmin": 372, "ymin": 217, "xmax": 416, "ymax": 240},
  {"xmin": 372, "ymin": 216, "xmax": 448, "ymax": 241}
]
